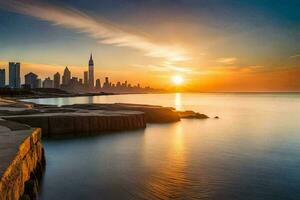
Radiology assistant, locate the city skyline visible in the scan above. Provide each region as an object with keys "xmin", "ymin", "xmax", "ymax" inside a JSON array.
[
  {"xmin": 0, "ymin": 0, "xmax": 300, "ymax": 91},
  {"xmin": 0, "ymin": 54, "xmax": 156, "ymax": 93}
]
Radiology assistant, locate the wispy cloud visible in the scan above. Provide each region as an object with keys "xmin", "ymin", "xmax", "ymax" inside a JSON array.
[
  {"xmin": 0, "ymin": 0, "xmax": 190, "ymax": 64},
  {"xmin": 216, "ymin": 57, "xmax": 237, "ymax": 65},
  {"xmin": 133, "ymin": 63, "xmax": 192, "ymax": 73},
  {"xmin": 290, "ymin": 54, "xmax": 300, "ymax": 59}
]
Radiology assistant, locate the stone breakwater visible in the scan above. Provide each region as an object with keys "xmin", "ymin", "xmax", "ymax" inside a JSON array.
[
  {"xmin": 3, "ymin": 111, "xmax": 146, "ymax": 138},
  {"xmin": 0, "ymin": 103, "xmax": 209, "ymax": 138},
  {"xmin": 0, "ymin": 127, "xmax": 45, "ymax": 200}
]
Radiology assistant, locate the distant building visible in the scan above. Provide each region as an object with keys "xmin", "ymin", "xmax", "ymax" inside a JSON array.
[
  {"xmin": 88, "ymin": 54, "xmax": 94, "ymax": 89},
  {"xmin": 0, "ymin": 69, "xmax": 5, "ymax": 88},
  {"xmin": 95, "ymin": 79, "xmax": 101, "ymax": 89},
  {"xmin": 24, "ymin": 72, "xmax": 38, "ymax": 89},
  {"xmin": 102, "ymin": 77, "xmax": 111, "ymax": 90},
  {"xmin": 62, "ymin": 67, "xmax": 71, "ymax": 85},
  {"xmin": 43, "ymin": 77, "xmax": 53, "ymax": 88},
  {"xmin": 9, "ymin": 62, "xmax": 20, "ymax": 88},
  {"xmin": 84, "ymin": 71, "xmax": 88, "ymax": 86},
  {"xmin": 53, "ymin": 72, "xmax": 61, "ymax": 88},
  {"xmin": 71, "ymin": 77, "xmax": 78, "ymax": 82},
  {"xmin": 36, "ymin": 79, "xmax": 42, "ymax": 88}
]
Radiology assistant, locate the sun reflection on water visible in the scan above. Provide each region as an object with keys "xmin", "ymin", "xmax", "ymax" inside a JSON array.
[
  {"xmin": 174, "ymin": 93, "xmax": 182, "ymax": 111},
  {"xmin": 141, "ymin": 122, "xmax": 189, "ymax": 199}
]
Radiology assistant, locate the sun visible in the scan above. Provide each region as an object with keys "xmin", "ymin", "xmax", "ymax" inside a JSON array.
[{"xmin": 171, "ymin": 75, "xmax": 184, "ymax": 85}]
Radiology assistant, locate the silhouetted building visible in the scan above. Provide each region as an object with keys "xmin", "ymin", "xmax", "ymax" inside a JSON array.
[
  {"xmin": 102, "ymin": 77, "xmax": 110, "ymax": 90},
  {"xmin": 53, "ymin": 72, "xmax": 61, "ymax": 88},
  {"xmin": 62, "ymin": 67, "xmax": 71, "ymax": 85},
  {"xmin": 5, "ymin": 52, "xmax": 160, "ymax": 94},
  {"xmin": 43, "ymin": 77, "xmax": 53, "ymax": 88},
  {"xmin": 95, "ymin": 79, "xmax": 101, "ymax": 89},
  {"xmin": 36, "ymin": 79, "xmax": 42, "ymax": 88},
  {"xmin": 84, "ymin": 71, "xmax": 88, "ymax": 86},
  {"xmin": 24, "ymin": 72, "xmax": 38, "ymax": 89},
  {"xmin": 0, "ymin": 69, "xmax": 5, "ymax": 88},
  {"xmin": 88, "ymin": 54, "xmax": 94, "ymax": 89},
  {"xmin": 9, "ymin": 62, "xmax": 20, "ymax": 88}
]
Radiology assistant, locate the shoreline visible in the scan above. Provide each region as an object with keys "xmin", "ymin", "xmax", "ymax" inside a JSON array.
[{"xmin": 2, "ymin": 89, "xmax": 300, "ymax": 102}]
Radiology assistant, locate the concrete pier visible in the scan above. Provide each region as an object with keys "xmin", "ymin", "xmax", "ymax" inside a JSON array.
[{"xmin": 0, "ymin": 125, "xmax": 44, "ymax": 200}]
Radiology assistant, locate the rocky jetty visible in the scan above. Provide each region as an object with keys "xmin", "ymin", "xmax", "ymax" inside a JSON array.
[
  {"xmin": 0, "ymin": 100, "xmax": 210, "ymax": 138},
  {"xmin": 1, "ymin": 103, "xmax": 182, "ymax": 137}
]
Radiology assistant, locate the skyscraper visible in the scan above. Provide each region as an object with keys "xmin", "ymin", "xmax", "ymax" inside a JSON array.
[
  {"xmin": 84, "ymin": 71, "xmax": 88, "ymax": 86},
  {"xmin": 24, "ymin": 72, "xmax": 38, "ymax": 89},
  {"xmin": 53, "ymin": 72, "xmax": 61, "ymax": 88},
  {"xmin": 9, "ymin": 62, "xmax": 20, "ymax": 88},
  {"xmin": 103, "ymin": 77, "xmax": 110, "ymax": 90},
  {"xmin": 95, "ymin": 79, "xmax": 101, "ymax": 89},
  {"xmin": 62, "ymin": 67, "xmax": 71, "ymax": 85},
  {"xmin": 0, "ymin": 69, "xmax": 5, "ymax": 88},
  {"xmin": 88, "ymin": 54, "xmax": 94, "ymax": 89}
]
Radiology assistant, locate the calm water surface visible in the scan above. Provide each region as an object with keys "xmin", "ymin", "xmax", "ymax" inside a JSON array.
[{"xmin": 25, "ymin": 93, "xmax": 300, "ymax": 200}]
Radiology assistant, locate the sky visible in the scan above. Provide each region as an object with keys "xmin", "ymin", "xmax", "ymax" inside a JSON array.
[{"xmin": 0, "ymin": 0, "xmax": 300, "ymax": 91}]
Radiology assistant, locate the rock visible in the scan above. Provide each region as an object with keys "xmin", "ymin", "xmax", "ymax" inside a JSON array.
[
  {"xmin": 177, "ymin": 110, "xmax": 209, "ymax": 119},
  {"xmin": 214, "ymin": 116, "xmax": 219, "ymax": 119}
]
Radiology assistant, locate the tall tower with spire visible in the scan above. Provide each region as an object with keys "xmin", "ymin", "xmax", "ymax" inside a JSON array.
[{"xmin": 88, "ymin": 53, "xmax": 94, "ymax": 89}]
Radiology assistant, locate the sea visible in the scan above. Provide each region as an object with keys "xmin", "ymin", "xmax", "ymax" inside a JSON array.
[{"xmin": 23, "ymin": 93, "xmax": 300, "ymax": 200}]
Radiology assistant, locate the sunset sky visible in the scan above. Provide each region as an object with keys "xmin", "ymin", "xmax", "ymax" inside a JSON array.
[{"xmin": 0, "ymin": 0, "xmax": 300, "ymax": 91}]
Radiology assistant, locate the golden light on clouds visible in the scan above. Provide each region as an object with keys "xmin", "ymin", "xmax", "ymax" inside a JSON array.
[{"xmin": 0, "ymin": 0, "xmax": 190, "ymax": 72}]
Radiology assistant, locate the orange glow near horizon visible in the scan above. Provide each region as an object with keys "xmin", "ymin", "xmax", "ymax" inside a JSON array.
[{"xmin": 1, "ymin": 59, "xmax": 300, "ymax": 92}]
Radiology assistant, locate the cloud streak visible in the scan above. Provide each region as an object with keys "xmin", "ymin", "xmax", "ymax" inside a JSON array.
[
  {"xmin": 0, "ymin": 0, "xmax": 189, "ymax": 63},
  {"xmin": 216, "ymin": 57, "xmax": 237, "ymax": 65},
  {"xmin": 290, "ymin": 54, "xmax": 300, "ymax": 59}
]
